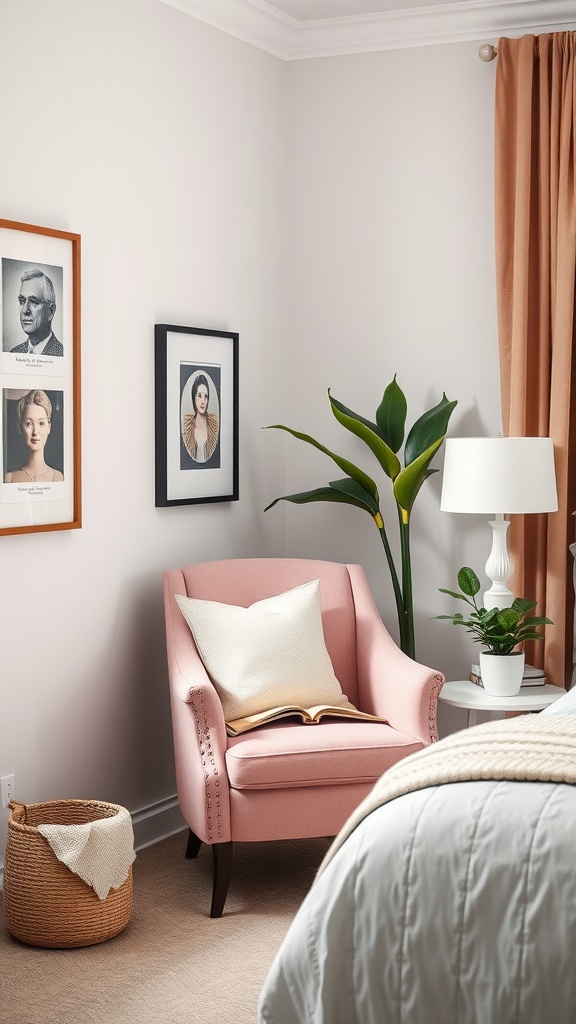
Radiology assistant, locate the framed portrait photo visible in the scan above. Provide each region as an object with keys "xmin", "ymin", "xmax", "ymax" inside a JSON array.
[
  {"xmin": 154, "ymin": 324, "xmax": 239, "ymax": 506},
  {"xmin": 0, "ymin": 219, "xmax": 81, "ymax": 536}
]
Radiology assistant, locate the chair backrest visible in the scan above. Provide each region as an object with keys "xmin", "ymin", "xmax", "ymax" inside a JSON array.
[{"xmin": 177, "ymin": 558, "xmax": 360, "ymax": 706}]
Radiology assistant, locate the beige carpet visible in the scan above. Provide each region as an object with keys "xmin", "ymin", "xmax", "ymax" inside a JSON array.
[{"xmin": 0, "ymin": 830, "xmax": 331, "ymax": 1024}]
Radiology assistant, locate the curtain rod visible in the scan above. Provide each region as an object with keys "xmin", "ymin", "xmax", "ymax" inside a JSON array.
[{"xmin": 479, "ymin": 43, "xmax": 497, "ymax": 61}]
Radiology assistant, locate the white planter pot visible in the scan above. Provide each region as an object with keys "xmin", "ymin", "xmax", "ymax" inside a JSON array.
[{"xmin": 480, "ymin": 651, "xmax": 525, "ymax": 696}]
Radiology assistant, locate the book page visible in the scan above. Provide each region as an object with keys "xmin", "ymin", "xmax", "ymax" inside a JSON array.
[{"xmin": 226, "ymin": 700, "xmax": 387, "ymax": 736}]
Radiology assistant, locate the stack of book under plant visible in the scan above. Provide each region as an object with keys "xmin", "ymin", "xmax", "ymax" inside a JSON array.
[{"xmin": 470, "ymin": 663, "xmax": 546, "ymax": 688}]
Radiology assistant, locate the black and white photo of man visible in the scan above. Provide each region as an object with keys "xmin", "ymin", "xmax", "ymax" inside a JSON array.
[
  {"xmin": 2, "ymin": 259, "xmax": 64, "ymax": 356},
  {"xmin": 12, "ymin": 269, "xmax": 62, "ymax": 355}
]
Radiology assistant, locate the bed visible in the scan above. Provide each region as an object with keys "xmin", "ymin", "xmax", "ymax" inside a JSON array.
[{"xmin": 258, "ymin": 691, "xmax": 576, "ymax": 1024}]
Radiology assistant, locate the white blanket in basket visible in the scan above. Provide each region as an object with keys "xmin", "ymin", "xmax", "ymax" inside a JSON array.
[{"xmin": 38, "ymin": 807, "xmax": 135, "ymax": 899}]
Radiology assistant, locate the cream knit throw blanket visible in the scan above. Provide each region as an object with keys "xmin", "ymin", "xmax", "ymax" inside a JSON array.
[
  {"xmin": 38, "ymin": 807, "xmax": 136, "ymax": 900},
  {"xmin": 317, "ymin": 713, "xmax": 576, "ymax": 879}
]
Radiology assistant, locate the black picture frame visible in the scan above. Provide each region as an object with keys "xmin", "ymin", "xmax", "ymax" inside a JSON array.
[
  {"xmin": 0, "ymin": 219, "xmax": 81, "ymax": 536},
  {"xmin": 154, "ymin": 324, "xmax": 239, "ymax": 506}
]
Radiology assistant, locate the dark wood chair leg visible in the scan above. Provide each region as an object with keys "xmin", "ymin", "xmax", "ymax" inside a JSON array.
[
  {"xmin": 185, "ymin": 828, "xmax": 202, "ymax": 859},
  {"xmin": 210, "ymin": 841, "xmax": 233, "ymax": 918}
]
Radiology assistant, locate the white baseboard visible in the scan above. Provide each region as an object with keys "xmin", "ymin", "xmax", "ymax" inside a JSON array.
[
  {"xmin": 0, "ymin": 796, "xmax": 186, "ymax": 891},
  {"xmin": 131, "ymin": 794, "xmax": 186, "ymax": 852}
]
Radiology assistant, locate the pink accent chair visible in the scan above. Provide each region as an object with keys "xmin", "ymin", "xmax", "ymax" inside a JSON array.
[{"xmin": 163, "ymin": 558, "xmax": 444, "ymax": 917}]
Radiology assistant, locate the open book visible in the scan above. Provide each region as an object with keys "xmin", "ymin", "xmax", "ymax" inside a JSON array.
[{"xmin": 226, "ymin": 700, "xmax": 388, "ymax": 737}]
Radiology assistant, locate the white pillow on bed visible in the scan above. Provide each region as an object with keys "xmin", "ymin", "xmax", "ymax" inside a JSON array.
[
  {"xmin": 175, "ymin": 579, "xmax": 345, "ymax": 722},
  {"xmin": 540, "ymin": 686, "xmax": 576, "ymax": 716}
]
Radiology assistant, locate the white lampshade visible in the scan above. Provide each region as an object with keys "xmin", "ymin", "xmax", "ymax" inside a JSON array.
[
  {"xmin": 440, "ymin": 436, "xmax": 558, "ymax": 610},
  {"xmin": 440, "ymin": 437, "xmax": 558, "ymax": 515}
]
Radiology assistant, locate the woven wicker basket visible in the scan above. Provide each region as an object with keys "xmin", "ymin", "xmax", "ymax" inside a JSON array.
[{"xmin": 3, "ymin": 799, "xmax": 133, "ymax": 948}]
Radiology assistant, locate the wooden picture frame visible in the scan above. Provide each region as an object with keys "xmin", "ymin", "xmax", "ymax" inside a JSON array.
[
  {"xmin": 154, "ymin": 324, "xmax": 239, "ymax": 506},
  {"xmin": 0, "ymin": 219, "xmax": 81, "ymax": 536}
]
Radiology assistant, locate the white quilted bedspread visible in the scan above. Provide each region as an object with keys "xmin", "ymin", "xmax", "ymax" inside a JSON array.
[{"xmin": 258, "ymin": 716, "xmax": 576, "ymax": 1024}]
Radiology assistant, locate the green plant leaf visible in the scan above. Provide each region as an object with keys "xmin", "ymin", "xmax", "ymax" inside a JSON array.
[
  {"xmin": 477, "ymin": 608, "xmax": 501, "ymax": 625},
  {"xmin": 375, "ymin": 376, "xmax": 407, "ymax": 454},
  {"xmin": 264, "ymin": 376, "xmax": 458, "ymax": 660},
  {"xmin": 435, "ymin": 563, "xmax": 553, "ymax": 652},
  {"xmin": 328, "ymin": 477, "xmax": 380, "ymax": 516},
  {"xmin": 264, "ymin": 424, "xmax": 378, "ymax": 503},
  {"xmin": 328, "ymin": 392, "xmax": 385, "ymax": 441},
  {"xmin": 494, "ymin": 609, "xmax": 521, "ymax": 631},
  {"xmin": 404, "ymin": 394, "xmax": 458, "ymax": 466},
  {"xmin": 457, "ymin": 567, "xmax": 481, "ymax": 597},
  {"xmin": 393, "ymin": 437, "xmax": 444, "ymax": 512},
  {"xmin": 514, "ymin": 629, "xmax": 547, "ymax": 642},
  {"xmin": 328, "ymin": 391, "xmax": 401, "ymax": 480},
  {"xmin": 511, "ymin": 597, "xmax": 537, "ymax": 616},
  {"xmin": 518, "ymin": 616, "xmax": 553, "ymax": 628},
  {"xmin": 438, "ymin": 588, "xmax": 471, "ymax": 602},
  {"xmin": 264, "ymin": 486, "xmax": 375, "ymax": 516}
]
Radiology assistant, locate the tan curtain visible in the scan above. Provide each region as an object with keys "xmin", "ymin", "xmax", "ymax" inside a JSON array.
[{"xmin": 495, "ymin": 32, "xmax": 576, "ymax": 687}]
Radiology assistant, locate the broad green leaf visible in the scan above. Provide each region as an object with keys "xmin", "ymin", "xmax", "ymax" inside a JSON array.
[
  {"xmin": 518, "ymin": 616, "xmax": 553, "ymax": 627},
  {"xmin": 438, "ymin": 588, "xmax": 472, "ymax": 602},
  {"xmin": 328, "ymin": 392, "xmax": 385, "ymax": 440},
  {"xmin": 328, "ymin": 477, "xmax": 379, "ymax": 516},
  {"xmin": 392, "ymin": 437, "xmax": 443, "ymax": 512},
  {"xmin": 514, "ymin": 628, "xmax": 548, "ymax": 641},
  {"xmin": 404, "ymin": 394, "xmax": 458, "ymax": 466},
  {"xmin": 375, "ymin": 376, "xmax": 407, "ymax": 454},
  {"xmin": 495, "ymin": 608, "xmax": 521, "ymax": 630},
  {"xmin": 328, "ymin": 391, "xmax": 401, "ymax": 480},
  {"xmin": 264, "ymin": 486, "xmax": 375, "ymax": 515},
  {"xmin": 264, "ymin": 424, "xmax": 378, "ymax": 503},
  {"xmin": 476, "ymin": 607, "xmax": 503, "ymax": 627},
  {"xmin": 457, "ymin": 567, "xmax": 480, "ymax": 597},
  {"xmin": 511, "ymin": 597, "xmax": 537, "ymax": 616}
]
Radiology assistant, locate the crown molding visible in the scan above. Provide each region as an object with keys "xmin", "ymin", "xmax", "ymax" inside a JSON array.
[{"xmin": 159, "ymin": 0, "xmax": 576, "ymax": 59}]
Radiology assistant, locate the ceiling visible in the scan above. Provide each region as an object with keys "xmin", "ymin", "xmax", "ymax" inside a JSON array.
[
  {"xmin": 263, "ymin": 0, "xmax": 470, "ymax": 19},
  {"xmin": 159, "ymin": 0, "xmax": 575, "ymax": 60}
]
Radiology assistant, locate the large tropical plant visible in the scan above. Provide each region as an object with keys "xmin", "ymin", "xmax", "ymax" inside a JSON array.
[{"xmin": 264, "ymin": 376, "xmax": 457, "ymax": 659}]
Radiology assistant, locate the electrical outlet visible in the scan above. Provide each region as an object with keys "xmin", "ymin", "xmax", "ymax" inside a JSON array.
[{"xmin": 1, "ymin": 775, "xmax": 15, "ymax": 809}]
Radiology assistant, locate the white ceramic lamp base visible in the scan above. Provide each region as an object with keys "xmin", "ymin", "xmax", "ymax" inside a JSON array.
[{"xmin": 483, "ymin": 516, "xmax": 515, "ymax": 610}]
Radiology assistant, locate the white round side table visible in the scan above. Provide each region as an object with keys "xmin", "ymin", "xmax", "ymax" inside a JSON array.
[{"xmin": 439, "ymin": 679, "xmax": 566, "ymax": 728}]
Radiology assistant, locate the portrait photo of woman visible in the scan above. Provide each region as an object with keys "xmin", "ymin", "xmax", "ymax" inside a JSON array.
[
  {"xmin": 181, "ymin": 370, "xmax": 220, "ymax": 467},
  {"xmin": 3, "ymin": 388, "xmax": 64, "ymax": 484}
]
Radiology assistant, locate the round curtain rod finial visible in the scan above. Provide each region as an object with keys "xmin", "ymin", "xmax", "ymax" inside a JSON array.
[{"xmin": 479, "ymin": 43, "xmax": 497, "ymax": 62}]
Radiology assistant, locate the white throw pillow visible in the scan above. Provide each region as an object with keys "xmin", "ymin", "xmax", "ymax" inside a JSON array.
[
  {"xmin": 540, "ymin": 686, "xmax": 576, "ymax": 716},
  {"xmin": 175, "ymin": 579, "xmax": 345, "ymax": 721}
]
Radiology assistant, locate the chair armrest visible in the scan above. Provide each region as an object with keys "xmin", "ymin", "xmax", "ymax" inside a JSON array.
[
  {"xmin": 164, "ymin": 572, "xmax": 231, "ymax": 842},
  {"xmin": 347, "ymin": 564, "xmax": 444, "ymax": 744}
]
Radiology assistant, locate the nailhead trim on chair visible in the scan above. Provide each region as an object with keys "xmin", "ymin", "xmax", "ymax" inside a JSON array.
[
  {"xmin": 189, "ymin": 689, "xmax": 223, "ymax": 842},
  {"xmin": 429, "ymin": 675, "xmax": 445, "ymax": 743}
]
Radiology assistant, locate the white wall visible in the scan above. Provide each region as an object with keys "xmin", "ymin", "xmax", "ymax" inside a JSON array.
[
  {"xmin": 0, "ymin": 0, "xmax": 288, "ymax": 865},
  {"xmin": 0, "ymin": 1, "xmax": 548, "ymax": 871},
  {"xmin": 280, "ymin": 45, "xmax": 504, "ymax": 710}
]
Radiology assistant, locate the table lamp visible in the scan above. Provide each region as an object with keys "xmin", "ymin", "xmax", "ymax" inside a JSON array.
[{"xmin": 440, "ymin": 437, "xmax": 558, "ymax": 609}]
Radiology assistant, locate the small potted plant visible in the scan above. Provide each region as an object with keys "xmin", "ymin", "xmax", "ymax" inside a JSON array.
[{"xmin": 435, "ymin": 566, "xmax": 552, "ymax": 695}]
